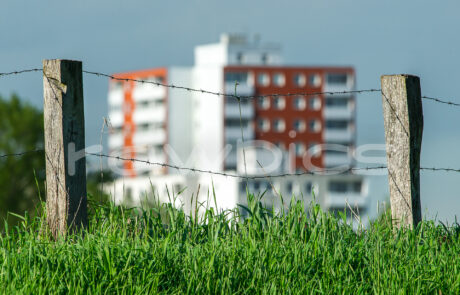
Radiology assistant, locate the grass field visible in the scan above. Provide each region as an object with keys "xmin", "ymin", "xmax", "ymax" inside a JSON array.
[{"xmin": 0, "ymin": 194, "xmax": 459, "ymax": 294}]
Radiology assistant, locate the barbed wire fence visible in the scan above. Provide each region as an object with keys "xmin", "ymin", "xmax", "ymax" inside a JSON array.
[
  {"xmin": 2, "ymin": 148, "xmax": 460, "ymax": 176},
  {"xmin": 1, "ymin": 65, "xmax": 460, "ymax": 230},
  {"xmin": 1, "ymin": 68, "xmax": 460, "ymax": 175},
  {"xmin": 3, "ymin": 68, "xmax": 460, "ymax": 105}
]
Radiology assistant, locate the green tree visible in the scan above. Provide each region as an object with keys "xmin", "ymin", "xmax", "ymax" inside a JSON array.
[{"xmin": 0, "ymin": 94, "xmax": 45, "ymax": 225}]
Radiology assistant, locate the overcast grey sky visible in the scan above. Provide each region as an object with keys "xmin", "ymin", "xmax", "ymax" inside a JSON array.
[{"xmin": 1, "ymin": 0, "xmax": 459, "ymax": 222}]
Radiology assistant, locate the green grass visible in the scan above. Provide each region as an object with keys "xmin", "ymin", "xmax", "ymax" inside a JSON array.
[{"xmin": 0, "ymin": 194, "xmax": 459, "ymax": 294}]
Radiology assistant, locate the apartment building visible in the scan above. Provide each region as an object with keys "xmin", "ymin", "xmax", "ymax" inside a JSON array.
[{"xmin": 107, "ymin": 34, "xmax": 367, "ymax": 215}]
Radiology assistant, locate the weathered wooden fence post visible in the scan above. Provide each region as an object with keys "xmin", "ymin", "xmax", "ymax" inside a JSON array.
[
  {"xmin": 43, "ymin": 59, "xmax": 87, "ymax": 238},
  {"xmin": 381, "ymin": 75, "xmax": 423, "ymax": 229}
]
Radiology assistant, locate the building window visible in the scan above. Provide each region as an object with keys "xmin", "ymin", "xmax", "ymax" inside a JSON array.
[
  {"xmin": 305, "ymin": 182, "xmax": 313, "ymax": 195},
  {"xmin": 239, "ymin": 182, "xmax": 246, "ymax": 193},
  {"xmin": 309, "ymin": 74, "xmax": 321, "ymax": 87},
  {"xmin": 111, "ymin": 81, "xmax": 123, "ymax": 91},
  {"xmin": 293, "ymin": 73, "xmax": 306, "ymax": 87},
  {"xmin": 326, "ymin": 97, "xmax": 349, "ymax": 108},
  {"xmin": 236, "ymin": 52, "xmax": 243, "ymax": 64},
  {"xmin": 226, "ymin": 118, "xmax": 245, "ymax": 128},
  {"xmin": 324, "ymin": 149, "xmax": 347, "ymax": 156},
  {"xmin": 293, "ymin": 119, "xmax": 306, "ymax": 133},
  {"xmin": 273, "ymin": 119, "xmax": 285, "ymax": 132},
  {"xmin": 257, "ymin": 118, "xmax": 270, "ymax": 132},
  {"xmin": 329, "ymin": 181, "xmax": 348, "ymax": 193},
  {"xmin": 261, "ymin": 180, "xmax": 271, "ymax": 191},
  {"xmin": 353, "ymin": 181, "xmax": 362, "ymax": 193},
  {"xmin": 293, "ymin": 96, "xmax": 306, "ymax": 110},
  {"xmin": 309, "ymin": 119, "xmax": 321, "ymax": 133},
  {"xmin": 261, "ymin": 53, "xmax": 268, "ymax": 64},
  {"xmin": 112, "ymin": 126, "xmax": 123, "ymax": 133},
  {"xmin": 153, "ymin": 76, "xmax": 165, "ymax": 83},
  {"xmin": 226, "ymin": 96, "xmax": 250, "ymax": 106},
  {"xmin": 286, "ymin": 181, "xmax": 293, "ymax": 194},
  {"xmin": 252, "ymin": 181, "xmax": 260, "ymax": 191},
  {"xmin": 295, "ymin": 142, "xmax": 305, "ymax": 156},
  {"xmin": 174, "ymin": 183, "xmax": 184, "ymax": 194},
  {"xmin": 273, "ymin": 73, "xmax": 285, "ymax": 87},
  {"xmin": 135, "ymin": 77, "xmax": 162, "ymax": 89},
  {"xmin": 308, "ymin": 142, "xmax": 321, "ymax": 158},
  {"xmin": 325, "ymin": 120, "xmax": 348, "ymax": 130},
  {"xmin": 273, "ymin": 96, "xmax": 286, "ymax": 110},
  {"xmin": 257, "ymin": 96, "xmax": 270, "ymax": 110},
  {"xmin": 309, "ymin": 96, "xmax": 321, "ymax": 110},
  {"xmin": 137, "ymin": 123, "xmax": 152, "ymax": 132},
  {"xmin": 257, "ymin": 73, "xmax": 270, "ymax": 86},
  {"xmin": 225, "ymin": 72, "xmax": 249, "ymax": 84},
  {"xmin": 327, "ymin": 73, "xmax": 348, "ymax": 85},
  {"xmin": 137, "ymin": 99, "xmax": 160, "ymax": 108},
  {"xmin": 153, "ymin": 144, "xmax": 164, "ymax": 156}
]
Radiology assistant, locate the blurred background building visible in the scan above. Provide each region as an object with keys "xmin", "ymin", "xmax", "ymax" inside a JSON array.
[{"xmin": 107, "ymin": 33, "xmax": 368, "ymax": 217}]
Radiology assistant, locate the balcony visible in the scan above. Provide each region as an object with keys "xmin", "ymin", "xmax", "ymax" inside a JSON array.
[
  {"xmin": 324, "ymin": 129, "xmax": 355, "ymax": 142},
  {"xmin": 324, "ymin": 108, "xmax": 354, "ymax": 120},
  {"xmin": 109, "ymin": 85, "xmax": 166, "ymax": 106},
  {"xmin": 108, "ymin": 111, "xmax": 123, "ymax": 128},
  {"xmin": 224, "ymin": 82, "xmax": 254, "ymax": 96},
  {"xmin": 133, "ymin": 129, "xmax": 166, "ymax": 146},
  {"xmin": 108, "ymin": 89, "xmax": 123, "ymax": 106},
  {"xmin": 133, "ymin": 85, "xmax": 167, "ymax": 101},
  {"xmin": 133, "ymin": 106, "xmax": 166, "ymax": 124},
  {"xmin": 108, "ymin": 133, "xmax": 123, "ymax": 149},
  {"xmin": 225, "ymin": 104, "xmax": 254, "ymax": 118}
]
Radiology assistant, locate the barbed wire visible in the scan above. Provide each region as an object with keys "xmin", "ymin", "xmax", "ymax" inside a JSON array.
[
  {"xmin": 85, "ymin": 152, "xmax": 387, "ymax": 179},
  {"xmin": 83, "ymin": 70, "xmax": 380, "ymax": 100},
  {"xmin": 0, "ymin": 149, "xmax": 44, "ymax": 159},
  {"xmin": 420, "ymin": 167, "xmax": 460, "ymax": 173},
  {"xmin": 3, "ymin": 68, "xmax": 460, "ymax": 108},
  {"xmin": 86, "ymin": 152, "xmax": 460, "ymax": 177},
  {"xmin": 82, "ymin": 70, "xmax": 460, "ymax": 107},
  {"xmin": 1, "ymin": 68, "xmax": 460, "ymax": 176},
  {"xmin": 421, "ymin": 96, "xmax": 460, "ymax": 107},
  {"xmin": 0, "ymin": 68, "xmax": 42, "ymax": 77},
  {"xmin": 81, "ymin": 71, "xmax": 460, "ymax": 107},
  {"xmin": 0, "ymin": 149, "xmax": 459, "ymax": 178}
]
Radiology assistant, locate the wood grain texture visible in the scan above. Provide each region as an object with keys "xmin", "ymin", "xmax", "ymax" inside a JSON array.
[
  {"xmin": 381, "ymin": 75, "xmax": 423, "ymax": 229},
  {"xmin": 43, "ymin": 59, "xmax": 87, "ymax": 238}
]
